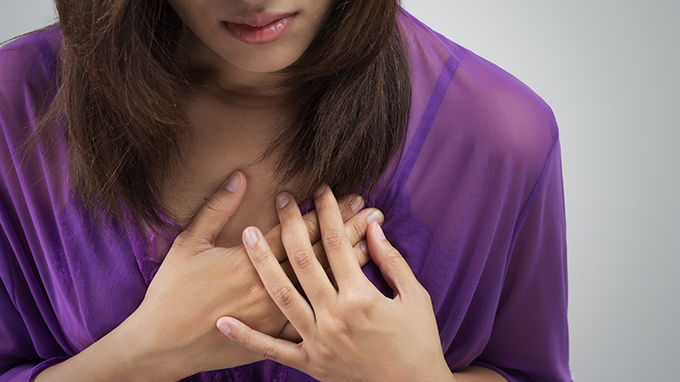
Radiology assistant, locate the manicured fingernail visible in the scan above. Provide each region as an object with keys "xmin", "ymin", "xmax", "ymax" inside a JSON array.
[
  {"xmin": 314, "ymin": 185, "xmax": 326, "ymax": 198},
  {"xmin": 373, "ymin": 222, "xmax": 386, "ymax": 241},
  {"xmin": 351, "ymin": 196, "xmax": 364, "ymax": 213},
  {"xmin": 276, "ymin": 193, "xmax": 291, "ymax": 209},
  {"xmin": 366, "ymin": 210, "xmax": 384, "ymax": 225},
  {"xmin": 217, "ymin": 318, "xmax": 232, "ymax": 335},
  {"xmin": 243, "ymin": 227, "xmax": 259, "ymax": 247},
  {"xmin": 223, "ymin": 172, "xmax": 242, "ymax": 193}
]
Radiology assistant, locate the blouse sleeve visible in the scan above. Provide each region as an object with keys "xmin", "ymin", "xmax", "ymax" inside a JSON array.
[
  {"xmin": 471, "ymin": 141, "xmax": 570, "ymax": 381},
  {"xmin": 0, "ymin": 265, "xmax": 67, "ymax": 382},
  {"xmin": 0, "ymin": 29, "xmax": 70, "ymax": 381}
]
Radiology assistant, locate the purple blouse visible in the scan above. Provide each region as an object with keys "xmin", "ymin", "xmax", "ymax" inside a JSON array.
[{"xmin": 0, "ymin": 11, "xmax": 571, "ymax": 382}]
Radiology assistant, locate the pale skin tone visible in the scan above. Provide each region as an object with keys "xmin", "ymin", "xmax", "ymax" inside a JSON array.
[{"xmin": 34, "ymin": 0, "xmax": 508, "ymax": 380}]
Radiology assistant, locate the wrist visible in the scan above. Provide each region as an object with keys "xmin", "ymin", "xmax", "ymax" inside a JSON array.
[
  {"xmin": 412, "ymin": 356, "xmax": 455, "ymax": 382},
  {"xmin": 112, "ymin": 310, "xmax": 188, "ymax": 382},
  {"xmin": 30, "ymin": 319, "xmax": 172, "ymax": 382}
]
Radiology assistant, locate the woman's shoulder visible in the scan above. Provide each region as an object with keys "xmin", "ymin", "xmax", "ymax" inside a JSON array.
[
  {"xmin": 0, "ymin": 26, "xmax": 62, "ymax": 104},
  {"xmin": 0, "ymin": 27, "xmax": 61, "ymax": 148},
  {"xmin": 1, "ymin": 27, "xmax": 64, "ymax": 196},
  {"xmin": 398, "ymin": 9, "xmax": 557, "ymax": 170}
]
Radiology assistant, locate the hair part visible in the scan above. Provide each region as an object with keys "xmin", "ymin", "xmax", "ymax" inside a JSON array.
[{"xmin": 40, "ymin": 0, "xmax": 410, "ymax": 225}]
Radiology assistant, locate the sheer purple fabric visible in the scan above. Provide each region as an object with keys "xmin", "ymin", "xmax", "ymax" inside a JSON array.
[{"xmin": 0, "ymin": 10, "xmax": 571, "ymax": 382}]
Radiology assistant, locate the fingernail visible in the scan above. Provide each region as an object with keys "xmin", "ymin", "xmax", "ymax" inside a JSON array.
[
  {"xmin": 351, "ymin": 196, "xmax": 364, "ymax": 213},
  {"xmin": 276, "ymin": 193, "xmax": 291, "ymax": 209},
  {"xmin": 217, "ymin": 318, "xmax": 232, "ymax": 335},
  {"xmin": 314, "ymin": 185, "xmax": 326, "ymax": 198},
  {"xmin": 366, "ymin": 210, "xmax": 384, "ymax": 225},
  {"xmin": 373, "ymin": 222, "xmax": 386, "ymax": 241},
  {"xmin": 223, "ymin": 172, "xmax": 242, "ymax": 193},
  {"xmin": 243, "ymin": 227, "xmax": 259, "ymax": 247},
  {"xmin": 359, "ymin": 240, "xmax": 368, "ymax": 254}
]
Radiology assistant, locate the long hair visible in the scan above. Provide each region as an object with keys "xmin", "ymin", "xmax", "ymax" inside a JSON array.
[{"xmin": 41, "ymin": 0, "xmax": 410, "ymax": 225}]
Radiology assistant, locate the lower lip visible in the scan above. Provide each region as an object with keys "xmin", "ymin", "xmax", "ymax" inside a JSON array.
[{"xmin": 224, "ymin": 15, "xmax": 295, "ymax": 45}]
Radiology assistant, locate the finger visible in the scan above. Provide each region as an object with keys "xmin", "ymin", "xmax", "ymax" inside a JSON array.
[
  {"xmin": 217, "ymin": 317, "xmax": 305, "ymax": 368},
  {"xmin": 278, "ymin": 205, "xmax": 379, "ymax": 285},
  {"xmin": 277, "ymin": 193, "xmax": 336, "ymax": 307},
  {"xmin": 278, "ymin": 322, "xmax": 302, "ymax": 343},
  {"xmin": 311, "ymin": 208, "xmax": 382, "ymax": 269},
  {"xmin": 264, "ymin": 194, "xmax": 364, "ymax": 263},
  {"xmin": 183, "ymin": 171, "xmax": 246, "ymax": 244},
  {"xmin": 367, "ymin": 222, "xmax": 420, "ymax": 298},
  {"xmin": 285, "ymin": 239, "xmax": 367, "ymax": 290},
  {"xmin": 314, "ymin": 186, "xmax": 363, "ymax": 287},
  {"xmin": 356, "ymin": 239, "xmax": 370, "ymax": 267},
  {"xmin": 312, "ymin": 194, "xmax": 365, "ymax": 243},
  {"xmin": 322, "ymin": 240, "xmax": 368, "ymax": 289},
  {"xmin": 242, "ymin": 226, "xmax": 315, "ymax": 333}
]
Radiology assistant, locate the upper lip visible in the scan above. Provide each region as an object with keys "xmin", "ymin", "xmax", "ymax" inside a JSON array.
[{"xmin": 226, "ymin": 13, "xmax": 296, "ymax": 27}]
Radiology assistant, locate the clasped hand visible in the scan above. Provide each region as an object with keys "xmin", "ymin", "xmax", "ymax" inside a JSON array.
[
  {"xmin": 217, "ymin": 186, "xmax": 454, "ymax": 382},
  {"xmin": 123, "ymin": 172, "xmax": 380, "ymax": 380}
]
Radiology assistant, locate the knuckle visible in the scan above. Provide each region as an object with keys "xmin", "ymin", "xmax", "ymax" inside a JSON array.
[
  {"xmin": 344, "ymin": 219, "xmax": 365, "ymax": 244},
  {"xmin": 172, "ymin": 231, "xmax": 198, "ymax": 249},
  {"xmin": 344, "ymin": 291, "xmax": 370, "ymax": 310},
  {"xmin": 341, "ymin": 291, "xmax": 376, "ymax": 318},
  {"xmin": 289, "ymin": 247, "xmax": 313, "ymax": 270},
  {"xmin": 383, "ymin": 247, "xmax": 403, "ymax": 262},
  {"xmin": 272, "ymin": 284, "xmax": 296, "ymax": 308},
  {"xmin": 326, "ymin": 314, "xmax": 350, "ymax": 336},
  {"xmin": 261, "ymin": 343, "xmax": 279, "ymax": 361},
  {"xmin": 322, "ymin": 228, "xmax": 347, "ymax": 252},
  {"xmin": 250, "ymin": 247, "xmax": 273, "ymax": 265},
  {"xmin": 203, "ymin": 194, "xmax": 226, "ymax": 214},
  {"xmin": 240, "ymin": 330, "xmax": 278, "ymax": 360}
]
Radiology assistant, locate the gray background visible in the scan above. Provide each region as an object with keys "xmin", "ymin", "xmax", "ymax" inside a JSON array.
[{"xmin": 2, "ymin": 1, "xmax": 679, "ymax": 381}]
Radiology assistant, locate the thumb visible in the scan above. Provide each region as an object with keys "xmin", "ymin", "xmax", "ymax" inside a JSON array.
[
  {"xmin": 183, "ymin": 171, "xmax": 247, "ymax": 244},
  {"xmin": 366, "ymin": 221, "xmax": 419, "ymax": 298}
]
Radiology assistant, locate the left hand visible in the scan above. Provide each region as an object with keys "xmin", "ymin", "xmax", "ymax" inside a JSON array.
[{"xmin": 216, "ymin": 186, "xmax": 455, "ymax": 382}]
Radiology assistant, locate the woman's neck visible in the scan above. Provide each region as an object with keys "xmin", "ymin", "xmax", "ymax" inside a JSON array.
[{"xmin": 185, "ymin": 31, "xmax": 289, "ymax": 103}]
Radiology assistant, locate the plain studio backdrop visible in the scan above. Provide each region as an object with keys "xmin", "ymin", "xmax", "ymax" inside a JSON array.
[{"xmin": 1, "ymin": 1, "xmax": 679, "ymax": 381}]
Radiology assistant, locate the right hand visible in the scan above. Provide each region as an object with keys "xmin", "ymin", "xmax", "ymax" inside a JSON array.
[{"xmin": 116, "ymin": 171, "xmax": 381, "ymax": 380}]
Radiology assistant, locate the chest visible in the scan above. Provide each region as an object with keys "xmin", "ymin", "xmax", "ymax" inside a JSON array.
[{"xmin": 160, "ymin": 92, "xmax": 289, "ymax": 249}]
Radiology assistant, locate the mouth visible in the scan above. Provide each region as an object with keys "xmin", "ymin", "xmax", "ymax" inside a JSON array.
[{"xmin": 223, "ymin": 13, "xmax": 297, "ymax": 45}]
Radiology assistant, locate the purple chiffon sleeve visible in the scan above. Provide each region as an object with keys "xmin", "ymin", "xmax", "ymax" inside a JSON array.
[{"xmin": 0, "ymin": 30, "xmax": 67, "ymax": 382}]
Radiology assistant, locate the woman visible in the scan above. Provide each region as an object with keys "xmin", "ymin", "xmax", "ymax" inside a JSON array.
[{"xmin": 0, "ymin": 0, "xmax": 571, "ymax": 381}]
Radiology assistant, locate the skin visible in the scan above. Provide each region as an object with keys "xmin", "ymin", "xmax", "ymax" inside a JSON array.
[
  {"xmin": 34, "ymin": 173, "xmax": 379, "ymax": 381},
  {"xmin": 218, "ymin": 187, "xmax": 508, "ymax": 382},
  {"xmin": 167, "ymin": 0, "xmax": 334, "ymax": 92},
  {"xmin": 35, "ymin": 0, "xmax": 509, "ymax": 380},
  {"xmin": 221, "ymin": 187, "xmax": 454, "ymax": 382},
  {"xmin": 160, "ymin": 0, "xmax": 337, "ymax": 247}
]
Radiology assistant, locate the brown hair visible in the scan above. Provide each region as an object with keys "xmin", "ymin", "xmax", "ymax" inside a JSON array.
[{"xmin": 42, "ymin": 0, "xmax": 410, "ymax": 225}]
